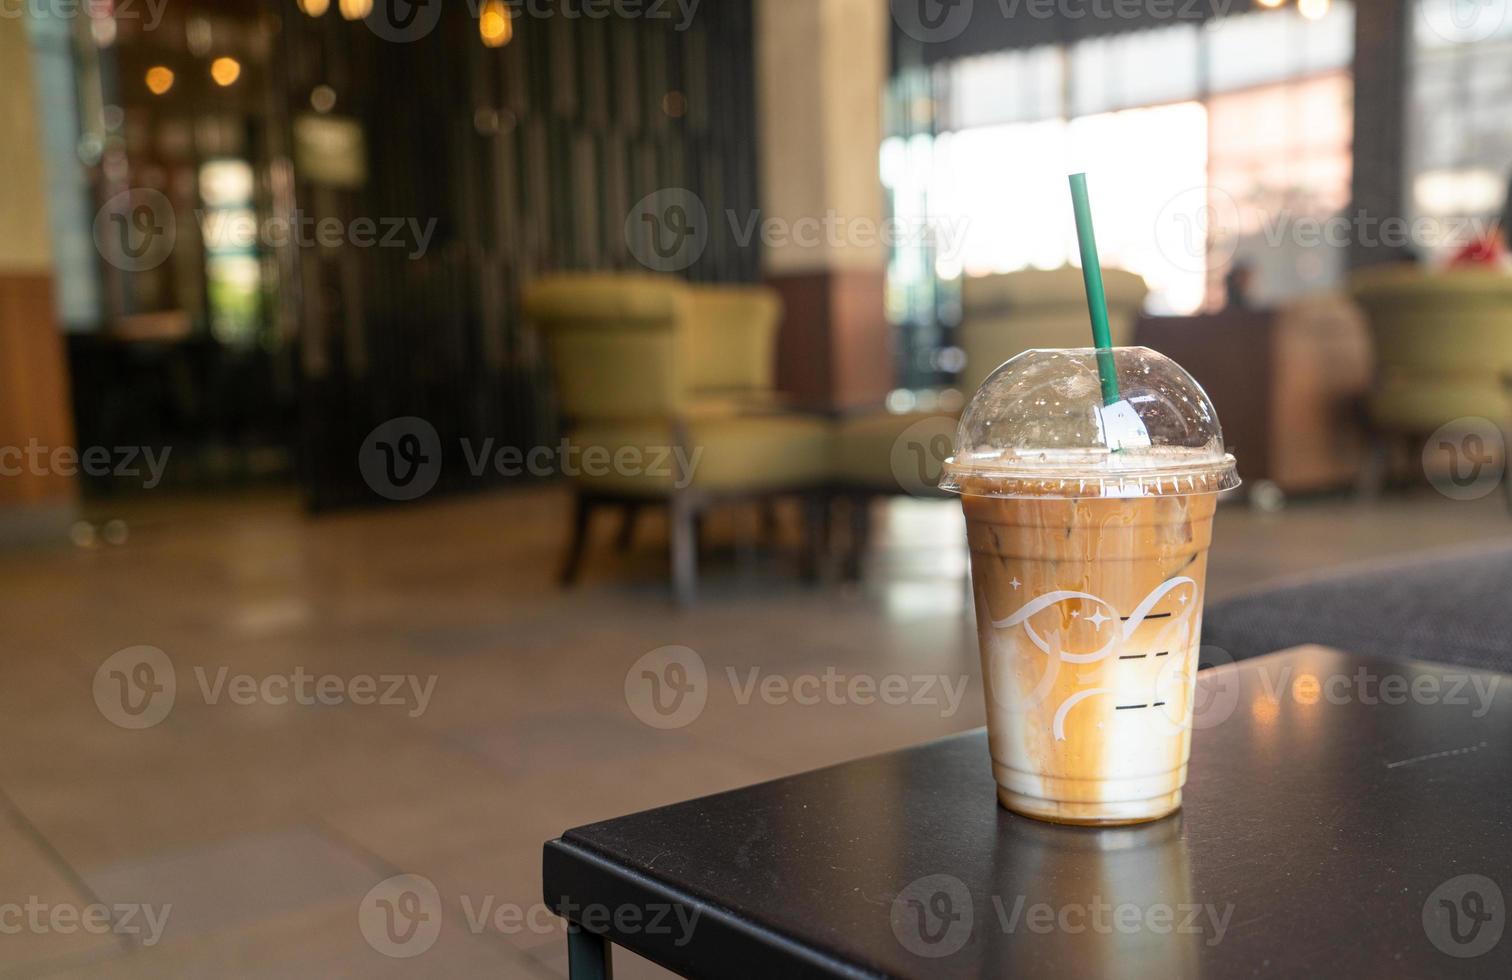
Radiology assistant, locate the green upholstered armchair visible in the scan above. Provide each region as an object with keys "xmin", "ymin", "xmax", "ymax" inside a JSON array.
[
  {"xmin": 525, "ymin": 273, "xmax": 831, "ymax": 603},
  {"xmin": 1350, "ymin": 267, "xmax": 1512, "ymax": 496},
  {"xmin": 685, "ymin": 284, "xmax": 784, "ymax": 410},
  {"xmin": 958, "ymin": 265, "xmax": 1148, "ymax": 393}
]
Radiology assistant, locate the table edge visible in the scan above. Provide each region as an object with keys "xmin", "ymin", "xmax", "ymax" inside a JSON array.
[{"xmin": 544, "ymin": 835, "xmax": 891, "ymax": 980}]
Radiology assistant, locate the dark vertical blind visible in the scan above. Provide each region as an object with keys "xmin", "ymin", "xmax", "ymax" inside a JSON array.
[{"xmin": 278, "ymin": 1, "xmax": 760, "ymax": 510}]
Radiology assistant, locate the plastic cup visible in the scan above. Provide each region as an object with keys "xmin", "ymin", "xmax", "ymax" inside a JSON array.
[{"xmin": 940, "ymin": 347, "xmax": 1239, "ymax": 825}]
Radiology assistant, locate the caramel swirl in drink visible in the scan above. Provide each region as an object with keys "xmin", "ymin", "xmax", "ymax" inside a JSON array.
[{"xmin": 941, "ymin": 348, "xmax": 1238, "ymax": 825}]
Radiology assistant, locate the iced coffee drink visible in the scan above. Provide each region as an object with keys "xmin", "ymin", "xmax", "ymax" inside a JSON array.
[{"xmin": 941, "ymin": 347, "xmax": 1238, "ymax": 825}]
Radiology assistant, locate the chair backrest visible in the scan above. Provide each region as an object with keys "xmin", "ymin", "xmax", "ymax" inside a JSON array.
[
  {"xmin": 684, "ymin": 285, "xmax": 782, "ymax": 395},
  {"xmin": 1350, "ymin": 266, "xmax": 1512, "ymax": 429},
  {"xmin": 958, "ymin": 266, "xmax": 1148, "ymax": 393},
  {"xmin": 524, "ymin": 274, "xmax": 691, "ymax": 422},
  {"xmin": 1351, "ymin": 267, "xmax": 1512, "ymax": 375}
]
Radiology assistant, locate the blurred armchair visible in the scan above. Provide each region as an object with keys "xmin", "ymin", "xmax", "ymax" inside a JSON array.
[
  {"xmin": 684, "ymin": 284, "xmax": 784, "ymax": 412},
  {"xmin": 959, "ymin": 266, "xmax": 1148, "ymax": 393},
  {"xmin": 1350, "ymin": 267, "xmax": 1512, "ymax": 494},
  {"xmin": 525, "ymin": 274, "xmax": 831, "ymax": 604}
]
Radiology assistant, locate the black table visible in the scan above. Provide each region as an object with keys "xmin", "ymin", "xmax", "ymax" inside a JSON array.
[{"xmin": 544, "ymin": 647, "xmax": 1512, "ymax": 978}]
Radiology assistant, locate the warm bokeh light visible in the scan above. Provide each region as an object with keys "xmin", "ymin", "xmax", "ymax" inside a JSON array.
[
  {"xmin": 145, "ymin": 65, "xmax": 174, "ymax": 95},
  {"xmin": 310, "ymin": 84, "xmax": 337, "ymax": 113},
  {"xmin": 1292, "ymin": 673, "xmax": 1321, "ymax": 706},
  {"xmin": 210, "ymin": 57, "xmax": 242, "ymax": 87},
  {"xmin": 1297, "ymin": 0, "xmax": 1329, "ymax": 19},
  {"xmin": 1256, "ymin": 0, "xmax": 1286, "ymax": 7},
  {"xmin": 339, "ymin": 0, "xmax": 373, "ymax": 20},
  {"xmin": 298, "ymin": 0, "xmax": 331, "ymax": 15},
  {"xmin": 480, "ymin": 0, "xmax": 513, "ymax": 47}
]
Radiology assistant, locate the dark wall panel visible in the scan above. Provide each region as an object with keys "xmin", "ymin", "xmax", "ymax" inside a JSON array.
[{"xmin": 277, "ymin": 1, "xmax": 760, "ymax": 510}]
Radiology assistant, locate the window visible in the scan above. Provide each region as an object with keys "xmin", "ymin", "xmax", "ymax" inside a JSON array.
[
  {"xmin": 883, "ymin": 3, "xmax": 1356, "ymax": 337},
  {"xmin": 1407, "ymin": 0, "xmax": 1512, "ymax": 260},
  {"xmin": 907, "ymin": 104, "xmax": 1209, "ymax": 313},
  {"xmin": 1206, "ymin": 72, "xmax": 1353, "ymax": 306}
]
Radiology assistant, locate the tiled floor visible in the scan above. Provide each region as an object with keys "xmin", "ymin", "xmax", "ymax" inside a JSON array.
[{"xmin": 1, "ymin": 486, "xmax": 1508, "ymax": 977}]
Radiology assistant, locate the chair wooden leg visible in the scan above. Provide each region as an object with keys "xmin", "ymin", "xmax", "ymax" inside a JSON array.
[
  {"xmin": 760, "ymin": 499, "xmax": 780, "ymax": 547},
  {"xmin": 669, "ymin": 492, "xmax": 698, "ymax": 607},
  {"xmin": 799, "ymin": 492, "xmax": 828, "ymax": 583},
  {"xmin": 1356, "ymin": 429, "xmax": 1391, "ymax": 501},
  {"xmin": 616, "ymin": 503, "xmax": 640, "ymax": 552},
  {"xmin": 1396, "ymin": 431, "xmax": 1421, "ymax": 491},
  {"xmin": 844, "ymin": 492, "xmax": 872, "ymax": 582},
  {"xmin": 560, "ymin": 494, "xmax": 594, "ymax": 586}
]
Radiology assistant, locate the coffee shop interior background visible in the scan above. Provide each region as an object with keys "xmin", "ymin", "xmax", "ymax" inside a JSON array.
[{"xmin": 1, "ymin": 0, "xmax": 1511, "ymax": 975}]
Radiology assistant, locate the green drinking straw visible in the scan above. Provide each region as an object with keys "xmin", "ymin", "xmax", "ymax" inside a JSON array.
[{"xmin": 1068, "ymin": 172, "xmax": 1121, "ymax": 407}]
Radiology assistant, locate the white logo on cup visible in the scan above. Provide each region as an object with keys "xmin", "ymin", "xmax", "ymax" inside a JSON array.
[
  {"xmin": 891, "ymin": 874, "xmax": 973, "ymax": 957},
  {"xmin": 1423, "ymin": 418, "xmax": 1504, "ymax": 501},
  {"xmin": 890, "ymin": 415, "xmax": 957, "ymax": 497},
  {"xmin": 93, "ymin": 188, "xmax": 176, "ymax": 272},
  {"xmin": 624, "ymin": 188, "xmax": 708, "ymax": 272},
  {"xmin": 625, "ymin": 645, "xmax": 707, "ymax": 729},
  {"xmin": 1423, "ymin": 874, "xmax": 1505, "ymax": 958},
  {"xmin": 1154, "ymin": 186, "xmax": 1240, "ymax": 275},
  {"xmin": 94, "ymin": 646, "xmax": 176, "ymax": 729},
  {"xmin": 988, "ymin": 577, "xmax": 1200, "ymax": 737},
  {"xmin": 360, "ymin": 873, "xmax": 443, "ymax": 958}
]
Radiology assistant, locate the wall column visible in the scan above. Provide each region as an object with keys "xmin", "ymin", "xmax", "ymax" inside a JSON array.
[
  {"xmin": 1349, "ymin": 0, "xmax": 1412, "ymax": 271},
  {"xmin": 755, "ymin": 0, "xmax": 893, "ymax": 409},
  {"xmin": 0, "ymin": 17, "xmax": 77, "ymax": 546}
]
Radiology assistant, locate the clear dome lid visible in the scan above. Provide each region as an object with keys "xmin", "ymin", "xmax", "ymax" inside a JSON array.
[{"xmin": 939, "ymin": 347, "xmax": 1239, "ymax": 498}]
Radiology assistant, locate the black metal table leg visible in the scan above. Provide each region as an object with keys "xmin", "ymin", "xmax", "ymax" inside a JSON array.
[{"xmin": 567, "ymin": 925, "xmax": 613, "ymax": 980}]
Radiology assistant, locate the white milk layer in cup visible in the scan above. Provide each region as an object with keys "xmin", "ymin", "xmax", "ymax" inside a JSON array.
[{"xmin": 940, "ymin": 347, "xmax": 1239, "ymax": 825}]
